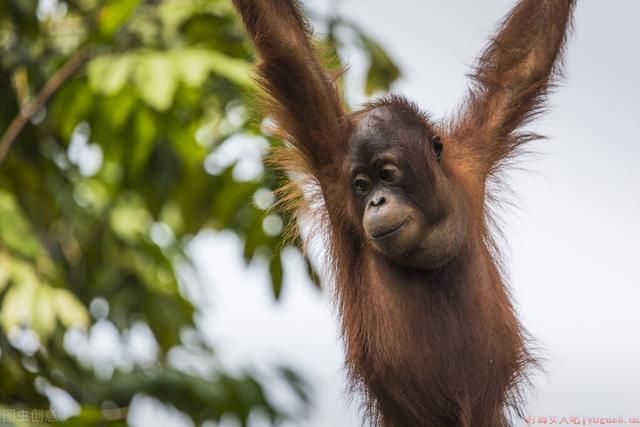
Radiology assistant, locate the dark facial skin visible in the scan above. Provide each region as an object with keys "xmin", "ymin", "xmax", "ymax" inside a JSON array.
[{"xmin": 348, "ymin": 106, "xmax": 466, "ymax": 269}]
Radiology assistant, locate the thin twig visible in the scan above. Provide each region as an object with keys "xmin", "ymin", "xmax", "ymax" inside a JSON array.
[{"xmin": 0, "ymin": 48, "xmax": 93, "ymax": 165}]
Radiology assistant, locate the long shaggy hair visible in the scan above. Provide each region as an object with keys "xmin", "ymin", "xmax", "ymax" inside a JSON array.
[{"xmin": 233, "ymin": 0, "xmax": 575, "ymax": 425}]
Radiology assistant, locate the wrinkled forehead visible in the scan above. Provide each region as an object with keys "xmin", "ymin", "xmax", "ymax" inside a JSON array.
[
  {"xmin": 349, "ymin": 108, "xmax": 393, "ymax": 152},
  {"xmin": 348, "ymin": 106, "xmax": 430, "ymax": 158}
]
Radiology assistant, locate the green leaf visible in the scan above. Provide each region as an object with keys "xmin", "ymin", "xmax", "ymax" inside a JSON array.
[
  {"xmin": 102, "ymin": 89, "xmax": 137, "ymax": 131},
  {"xmin": 88, "ymin": 54, "xmax": 135, "ymax": 95},
  {"xmin": 278, "ymin": 366, "xmax": 312, "ymax": 406},
  {"xmin": 131, "ymin": 108, "xmax": 158, "ymax": 174},
  {"xmin": 134, "ymin": 53, "xmax": 179, "ymax": 111},
  {"xmin": 32, "ymin": 286, "xmax": 57, "ymax": 338},
  {"xmin": 60, "ymin": 405, "xmax": 105, "ymax": 426},
  {"xmin": 173, "ymin": 48, "xmax": 255, "ymax": 89},
  {"xmin": 361, "ymin": 35, "xmax": 401, "ymax": 96},
  {"xmin": 144, "ymin": 295, "xmax": 192, "ymax": 351},
  {"xmin": 0, "ymin": 258, "xmax": 89, "ymax": 338},
  {"xmin": 99, "ymin": 0, "xmax": 141, "ymax": 36},
  {"xmin": 173, "ymin": 49, "xmax": 213, "ymax": 88},
  {"xmin": 0, "ymin": 252, "xmax": 11, "ymax": 293},
  {"xmin": 109, "ymin": 196, "xmax": 152, "ymax": 243},
  {"xmin": 52, "ymin": 80, "xmax": 95, "ymax": 139},
  {"xmin": 269, "ymin": 254, "xmax": 283, "ymax": 299},
  {"xmin": 0, "ymin": 262, "xmax": 38, "ymax": 332},
  {"xmin": 52, "ymin": 288, "xmax": 90, "ymax": 329},
  {"xmin": 204, "ymin": 50, "xmax": 256, "ymax": 89},
  {"xmin": 0, "ymin": 190, "xmax": 42, "ymax": 259}
]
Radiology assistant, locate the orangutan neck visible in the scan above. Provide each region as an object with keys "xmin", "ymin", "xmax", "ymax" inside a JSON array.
[{"xmin": 337, "ymin": 238, "xmax": 527, "ymax": 427}]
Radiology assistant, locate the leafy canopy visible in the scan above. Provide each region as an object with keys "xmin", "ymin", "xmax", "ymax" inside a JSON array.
[{"xmin": 0, "ymin": 0, "xmax": 401, "ymax": 425}]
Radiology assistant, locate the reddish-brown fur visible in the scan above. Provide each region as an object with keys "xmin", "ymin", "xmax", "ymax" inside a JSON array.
[{"xmin": 232, "ymin": 1, "xmax": 575, "ymax": 425}]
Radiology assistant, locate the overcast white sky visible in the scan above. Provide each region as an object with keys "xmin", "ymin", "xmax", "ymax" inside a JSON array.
[{"xmin": 179, "ymin": 1, "xmax": 640, "ymax": 426}]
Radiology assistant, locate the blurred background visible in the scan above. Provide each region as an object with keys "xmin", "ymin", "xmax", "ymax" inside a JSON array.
[{"xmin": 0, "ymin": 0, "xmax": 638, "ymax": 426}]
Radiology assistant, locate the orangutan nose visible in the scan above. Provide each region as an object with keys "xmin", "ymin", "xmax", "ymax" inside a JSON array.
[{"xmin": 369, "ymin": 194, "xmax": 386, "ymax": 207}]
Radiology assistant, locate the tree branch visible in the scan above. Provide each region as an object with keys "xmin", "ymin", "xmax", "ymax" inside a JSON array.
[{"xmin": 0, "ymin": 48, "xmax": 93, "ymax": 165}]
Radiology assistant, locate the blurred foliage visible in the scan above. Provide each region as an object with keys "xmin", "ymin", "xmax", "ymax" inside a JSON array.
[{"xmin": 0, "ymin": 0, "xmax": 400, "ymax": 425}]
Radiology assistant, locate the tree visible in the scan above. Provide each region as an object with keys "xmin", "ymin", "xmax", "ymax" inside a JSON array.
[{"xmin": 0, "ymin": 0, "xmax": 401, "ymax": 425}]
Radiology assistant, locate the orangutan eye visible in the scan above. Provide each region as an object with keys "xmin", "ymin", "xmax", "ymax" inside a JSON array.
[
  {"xmin": 379, "ymin": 165, "xmax": 398, "ymax": 183},
  {"xmin": 353, "ymin": 176, "xmax": 371, "ymax": 195},
  {"xmin": 432, "ymin": 135, "xmax": 443, "ymax": 160}
]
